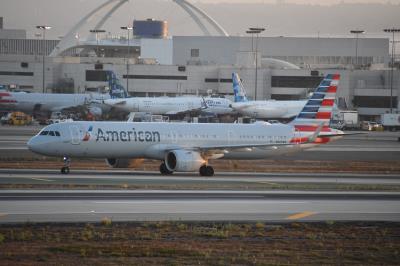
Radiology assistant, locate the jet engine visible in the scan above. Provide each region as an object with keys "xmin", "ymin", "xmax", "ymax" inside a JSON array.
[
  {"xmin": 165, "ymin": 150, "xmax": 205, "ymax": 172},
  {"xmin": 105, "ymin": 158, "xmax": 130, "ymax": 168}
]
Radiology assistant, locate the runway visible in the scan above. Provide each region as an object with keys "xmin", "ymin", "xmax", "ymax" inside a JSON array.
[
  {"xmin": 0, "ymin": 126, "xmax": 400, "ymax": 224},
  {"xmin": 1, "ymin": 168, "xmax": 400, "ymax": 186},
  {"xmin": 0, "ymin": 190, "xmax": 399, "ymax": 223},
  {"xmin": 0, "ymin": 169, "xmax": 399, "ymax": 223}
]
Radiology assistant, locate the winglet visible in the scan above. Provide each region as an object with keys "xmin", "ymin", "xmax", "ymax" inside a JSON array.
[{"xmin": 309, "ymin": 122, "xmax": 324, "ymax": 143}]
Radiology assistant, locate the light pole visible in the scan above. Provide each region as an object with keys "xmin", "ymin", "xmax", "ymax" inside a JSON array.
[
  {"xmin": 246, "ymin": 30, "xmax": 256, "ymax": 52},
  {"xmin": 248, "ymin": 27, "xmax": 265, "ymax": 101},
  {"xmin": 121, "ymin": 26, "xmax": 133, "ymax": 93},
  {"xmin": 36, "ymin": 25, "xmax": 51, "ymax": 93},
  {"xmin": 350, "ymin": 30, "xmax": 365, "ymax": 69},
  {"xmin": 89, "ymin": 29, "xmax": 106, "ymax": 57},
  {"xmin": 383, "ymin": 28, "xmax": 400, "ymax": 113}
]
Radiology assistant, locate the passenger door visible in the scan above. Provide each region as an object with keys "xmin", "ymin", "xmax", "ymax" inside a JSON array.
[{"xmin": 70, "ymin": 126, "xmax": 81, "ymax": 145}]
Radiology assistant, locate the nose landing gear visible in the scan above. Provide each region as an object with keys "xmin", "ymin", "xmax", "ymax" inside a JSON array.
[{"xmin": 61, "ymin": 156, "xmax": 71, "ymax": 174}]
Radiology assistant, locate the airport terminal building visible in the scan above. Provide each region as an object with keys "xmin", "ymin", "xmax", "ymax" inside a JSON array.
[{"xmin": 0, "ymin": 16, "xmax": 399, "ymax": 121}]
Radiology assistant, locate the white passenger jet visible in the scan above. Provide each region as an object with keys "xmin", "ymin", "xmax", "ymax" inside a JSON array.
[
  {"xmin": 0, "ymin": 71, "xmax": 126, "ymax": 118},
  {"xmin": 231, "ymin": 73, "xmax": 308, "ymax": 120},
  {"xmin": 27, "ymin": 74, "xmax": 343, "ymax": 176},
  {"xmin": 103, "ymin": 95, "xmax": 233, "ymax": 116}
]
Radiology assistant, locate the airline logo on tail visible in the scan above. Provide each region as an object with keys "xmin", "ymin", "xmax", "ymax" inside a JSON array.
[
  {"xmin": 0, "ymin": 92, "xmax": 17, "ymax": 104},
  {"xmin": 292, "ymin": 73, "xmax": 340, "ymax": 134},
  {"xmin": 106, "ymin": 71, "xmax": 129, "ymax": 99},
  {"xmin": 232, "ymin": 73, "xmax": 248, "ymax": 103}
]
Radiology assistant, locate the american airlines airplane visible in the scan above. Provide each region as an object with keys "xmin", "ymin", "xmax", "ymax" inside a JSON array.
[
  {"xmin": 27, "ymin": 74, "xmax": 343, "ymax": 176},
  {"xmin": 231, "ymin": 73, "xmax": 308, "ymax": 120},
  {"xmin": 0, "ymin": 71, "xmax": 126, "ymax": 118},
  {"xmin": 103, "ymin": 95, "xmax": 233, "ymax": 116}
]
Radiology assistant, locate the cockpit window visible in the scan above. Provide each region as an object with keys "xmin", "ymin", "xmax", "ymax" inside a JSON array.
[{"xmin": 39, "ymin": 130, "xmax": 61, "ymax": 137}]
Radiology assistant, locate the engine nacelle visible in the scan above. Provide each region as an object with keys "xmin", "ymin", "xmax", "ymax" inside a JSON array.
[
  {"xmin": 105, "ymin": 158, "xmax": 130, "ymax": 168},
  {"xmin": 165, "ymin": 150, "xmax": 205, "ymax": 172}
]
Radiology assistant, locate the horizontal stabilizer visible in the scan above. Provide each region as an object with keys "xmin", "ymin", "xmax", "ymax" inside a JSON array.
[{"xmin": 318, "ymin": 132, "xmax": 366, "ymax": 138}]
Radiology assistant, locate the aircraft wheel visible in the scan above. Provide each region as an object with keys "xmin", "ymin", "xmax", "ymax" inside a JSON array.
[
  {"xmin": 199, "ymin": 165, "xmax": 214, "ymax": 177},
  {"xmin": 205, "ymin": 166, "xmax": 214, "ymax": 176},
  {"xmin": 61, "ymin": 167, "xmax": 70, "ymax": 174},
  {"xmin": 160, "ymin": 162, "xmax": 173, "ymax": 175},
  {"xmin": 199, "ymin": 165, "xmax": 207, "ymax": 176}
]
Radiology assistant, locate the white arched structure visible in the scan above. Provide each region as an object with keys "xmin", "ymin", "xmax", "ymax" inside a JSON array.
[
  {"xmin": 173, "ymin": 0, "xmax": 229, "ymax": 37},
  {"xmin": 50, "ymin": 0, "xmax": 229, "ymax": 56}
]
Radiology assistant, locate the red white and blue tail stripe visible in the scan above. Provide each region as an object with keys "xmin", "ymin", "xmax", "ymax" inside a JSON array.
[
  {"xmin": 292, "ymin": 74, "xmax": 339, "ymax": 129},
  {"xmin": 289, "ymin": 74, "xmax": 341, "ymax": 144}
]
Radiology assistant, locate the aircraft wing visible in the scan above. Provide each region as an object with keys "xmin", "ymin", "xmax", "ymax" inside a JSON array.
[
  {"xmin": 165, "ymin": 110, "xmax": 182, "ymax": 115},
  {"xmin": 231, "ymin": 103, "xmax": 253, "ymax": 110},
  {"xmin": 195, "ymin": 142, "xmax": 293, "ymax": 151},
  {"xmin": 50, "ymin": 102, "xmax": 102, "ymax": 117},
  {"xmin": 50, "ymin": 105, "xmax": 77, "ymax": 112},
  {"xmin": 165, "ymin": 109, "xmax": 203, "ymax": 116},
  {"xmin": 109, "ymin": 100, "xmax": 127, "ymax": 106},
  {"xmin": 165, "ymin": 99, "xmax": 208, "ymax": 116},
  {"xmin": 318, "ymin": 132, "xmax": 365, "ymax": 138},
  {"xmin": 102, "ymin": 99, "xmax": 127, "ymax": 107},
  {"xmin": 171, "ymin": 123, "xmax": 325, "ymax": 154},
  {"xmin": 156, "ymin": 141, "xmax": 293, "ymax": 155}
]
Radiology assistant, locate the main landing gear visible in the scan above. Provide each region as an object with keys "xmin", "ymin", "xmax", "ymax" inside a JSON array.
[
  {"xmin": 61, "ymin": 156, "xmax": 71, "ymax": 174},
  {"xmin": 159, "ymin": 162, "xmax": 214, "ymax": 176},
  {"xmin": 159, "ymin": 162, "xmax": 173, "ymax": 175},
  {"xmin": 199, "ymin": 165, "xmax": 214, "ymax": 177}
]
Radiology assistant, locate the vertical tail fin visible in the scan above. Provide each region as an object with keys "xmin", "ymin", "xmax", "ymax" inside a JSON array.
[
  {"xmin": 232, "ymin": 73, "xmax": 248, "ymax": 102},
  {"xmin": 292, "ymin": 74, "xmax": 340, "ymax": 130},
  {"xmin": 106, "ymin": 71, "xmax": 129, "ymax": 99}
]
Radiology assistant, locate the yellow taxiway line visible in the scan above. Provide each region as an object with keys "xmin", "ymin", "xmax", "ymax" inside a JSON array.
[{"xmin": 286, "ymin": 211, "xmax": 316, "ymax": 220}]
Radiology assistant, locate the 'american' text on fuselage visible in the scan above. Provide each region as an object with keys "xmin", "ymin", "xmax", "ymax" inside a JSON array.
[{"xmin": 96, "ymin": 128, "xmax": 161, "ymax": 142}]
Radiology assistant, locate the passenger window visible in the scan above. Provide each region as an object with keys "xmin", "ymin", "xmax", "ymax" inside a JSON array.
[
  {"xmin": 55, "ymin": 131, "xmax": 60, "ymax": 137},
  {"xmin": 40, "ymin": 131, "xmax": 48, "ymax": 136},
  {"xmin": 49, "ymin": 131, "xmax": 55, "ymax": 136}
]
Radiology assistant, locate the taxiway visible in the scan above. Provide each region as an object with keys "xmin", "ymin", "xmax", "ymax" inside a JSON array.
[
  {"xmin": 1, "ymin": 168, "xmax": 400, "ymax": 186},
  {"xmin": 0, "ymin": 190, "xmax": 399, "ymax": 223}
]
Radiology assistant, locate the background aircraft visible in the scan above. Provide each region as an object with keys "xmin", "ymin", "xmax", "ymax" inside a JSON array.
[
  {"xmin": 0, "ymin": 71, "xmax": 126, "ymax": 119},
  {"xmin": 104, "ymin": 94, "xmax": 233, "ymax": 117},
  {"xmin": 28, "ymin": 74, "xmax": 343, "ymax": 176},
  {"xmin": 231, "ymin": 73, "xmax": 308, "ymax": 120}
]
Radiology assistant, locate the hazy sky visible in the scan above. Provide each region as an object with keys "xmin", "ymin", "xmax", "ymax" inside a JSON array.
[
  {"xmin": 0, "ymin": 0, "xmax": 399, "ymax": 38},
  {"xmin": 197, "ymin": 0, "xmax": 400, "ymax": 2}
]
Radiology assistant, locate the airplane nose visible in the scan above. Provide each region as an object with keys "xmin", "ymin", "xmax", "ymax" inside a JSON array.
[
  {"xmin": 27, "ymin": 136, "xmax": 45, "ymax": 154},
  {"xmin": 27, "ymin": 137, "xmax": 37, "ymax": 152}
]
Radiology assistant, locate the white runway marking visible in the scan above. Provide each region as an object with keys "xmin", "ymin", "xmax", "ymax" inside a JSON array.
[{"xmin": 29, "ymin": 178, "xmax": 55, "ymax": 182}]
